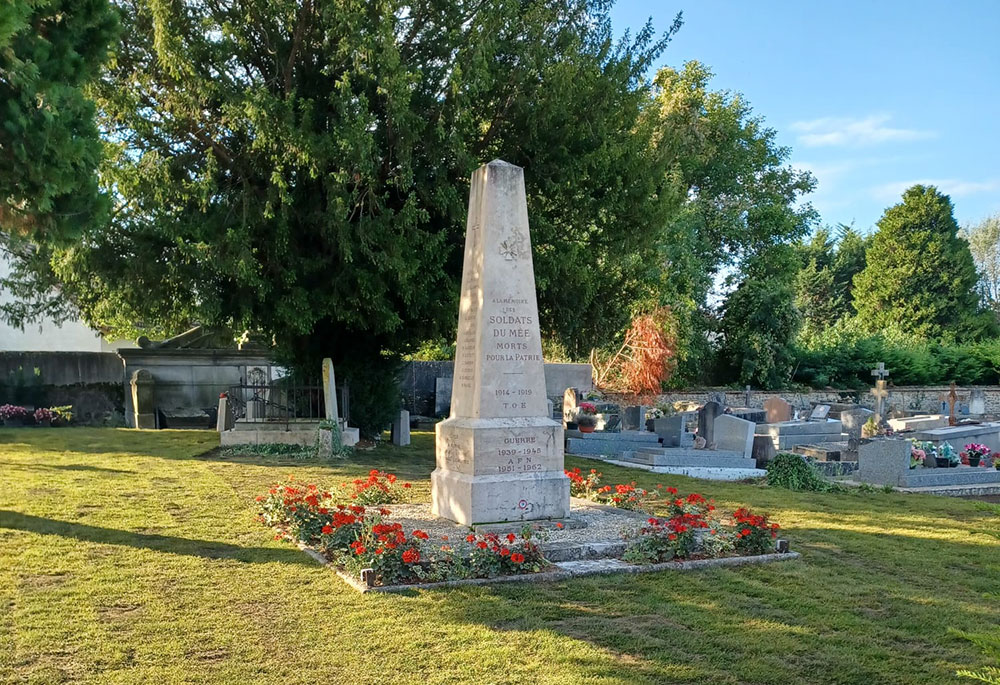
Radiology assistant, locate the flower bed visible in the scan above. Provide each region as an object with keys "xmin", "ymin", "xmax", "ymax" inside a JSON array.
[
  {"xmin": 257, "ymin": 473, "xmax": 789, "ymax": 590},
  {"xmin": 257, "ymin": 475, "xmax": 550, "ymax": 587},
  {"xmin": 565, "ymin": 466, "xmax": 661, "ymax": 510},
  {"xmin": 0, "ymin": 404, "xmax": 30, "ymax": 425}
]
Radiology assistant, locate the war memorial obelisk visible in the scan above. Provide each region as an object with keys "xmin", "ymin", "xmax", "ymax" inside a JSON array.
[{"xmin": 431, "ymin": 160, "xmax": 570, "ymax": 525}]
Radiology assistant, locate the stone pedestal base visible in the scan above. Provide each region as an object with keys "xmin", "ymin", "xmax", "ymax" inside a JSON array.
[{"xmin": 432, "ymin": 416, "xmax": 570, "ymax": 525}]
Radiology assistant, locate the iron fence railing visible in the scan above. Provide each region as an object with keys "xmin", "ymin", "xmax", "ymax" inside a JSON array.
[{"xmin": 225, "ymin": 381, "xmax": 349, "ymax": 427}]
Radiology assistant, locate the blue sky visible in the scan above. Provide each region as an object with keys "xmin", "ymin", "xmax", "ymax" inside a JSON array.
[{"xmin": 609, "ymin": 1, "xmax": 1000, "ymax": 234}]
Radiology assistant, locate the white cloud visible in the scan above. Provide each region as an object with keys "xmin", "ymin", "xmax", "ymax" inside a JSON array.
[
  {"xmin": 871, "ymin": 178, "xmax": 1000, "ymax": 202},
  {"xmin": 791, "ymin": 114, "xmax": 934, "ymax": 148}
]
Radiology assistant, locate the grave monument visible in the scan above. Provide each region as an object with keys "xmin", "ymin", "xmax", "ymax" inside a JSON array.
[{"xmin": 431, "ymin": 160, "xmax": 570, "ymax": 525}]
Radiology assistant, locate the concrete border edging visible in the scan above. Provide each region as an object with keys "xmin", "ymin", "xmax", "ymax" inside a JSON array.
[{"xmin": 298, "ymin": 542, "xmax": 802, "ymax": 594}]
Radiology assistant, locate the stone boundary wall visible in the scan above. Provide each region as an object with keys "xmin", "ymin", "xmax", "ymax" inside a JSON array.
[
  {"xmin": 0, "ymin": 351, "xmax": 122, "ymax": 386},
  {"xmin": 653, "ymin": 386, "xmax": 1000, "ymax": 415}
]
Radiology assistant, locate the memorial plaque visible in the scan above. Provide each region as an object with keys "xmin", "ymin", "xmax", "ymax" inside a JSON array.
[{"xmin": 431, "ymin": 160, "xmax": 570, "ymax": 525}]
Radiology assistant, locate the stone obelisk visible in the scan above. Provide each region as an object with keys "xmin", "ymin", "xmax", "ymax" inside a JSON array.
[{"xmin": 432, "ymin": 160, "xmax": 570, "ymax": 525}]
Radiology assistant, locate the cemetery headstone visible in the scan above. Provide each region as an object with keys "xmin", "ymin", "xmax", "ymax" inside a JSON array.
[
  {"xmin": 562, "ymin": 387, "xmax": 578, "ymax": 428},
  {"xmin": 810, "ymin": 404, "xmax": 831, "ymax": 420},
  {"xmin": 391, "ymin": 410, "xmax": 411, "ymax": 446},
  {"xmin": 752, "ymin": 435, "xmax": 777, "ymax": 469},
  {"xmin": 764, "ymin": 397, "xmax": 793, "ymax": 423},
  {"xmin": 857, "ymin": 439, "xmax": 911, "ymax": 487},
  {"xmin": 697, "ymin": 400, "xmax": 724, "ymax": 447},
  {"xmin": 434, "ymin": 377, "xmax": 453, "ymax": 417},
  {"xmin": 714, "ymin": 414, "xmax": 755, "ymax": 458},
  {"xmin": 216, "ymin": 394, "xmax": 234, "ymax": 432},
  {"xmin": 130, "ymin": 369, "xmax": 156, "ymax": 429},
  {"xmin": 431, "ymin": 160, "xmax": 569, "ymax": 525},
  {"xmin": 841, "ymin": 407, "xmax": 874, "ymax": 441},
  {"xmin": 970, "ymin": 388, "xmax": 986, "ymax": 415},
  {"xmin": 321, "ymin": 358, "xmax": 339, "ymax": 424},
  {"xmin": 653, "ymin": 415, "xmax": 684, "ymax": 447},
  {"xmin": 623, "ymin": 405, "xmax": 649, "ymax": 431}
]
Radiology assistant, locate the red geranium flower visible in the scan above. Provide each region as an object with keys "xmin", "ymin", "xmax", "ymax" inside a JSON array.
[
  {"xmin": 321, "ymin": 525, "xmax": 333, "ymax": 535},
  {"xmin": 413, "ymin": 529, "xmax": 430, "ymax": 540},
  {"xmin": 510, "ymin": 553, "xmax": 525, "ymax": 564},
  {"xmin": 466, "ymin": 534, "xmax": 476, "ymax": 543},
  {"xmin": 402, "ymin": 548, "xmax": 420, "ymax": 564},
  {"xmin": 506, "ymin": 533, "xmax": 517, "ymax": 543}
]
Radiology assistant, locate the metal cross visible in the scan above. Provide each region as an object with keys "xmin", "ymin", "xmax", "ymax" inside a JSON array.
[{"xmin": 871, "ymin": 362, "xmax": 889, "ymax": 380}]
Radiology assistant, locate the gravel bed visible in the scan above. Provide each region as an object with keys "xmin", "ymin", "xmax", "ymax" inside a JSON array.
[{"xmin": 381, "ymin": 498, "xmax": 645, "ymax": 546}]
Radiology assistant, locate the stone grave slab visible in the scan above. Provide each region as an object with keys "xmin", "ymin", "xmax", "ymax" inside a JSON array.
[
  {"xmin": 755, "ymin": 420, "xmax": 848, "ymax": 450},
  {"xmin": 909, "ymin": 423, "xmax": 1000, "ymax": 453},
  {"xmin": 888, "ymin": 414, "xmax": 949, "ymax": 432},
  {"xmin": 729, "ymin": 408, "xmax": 766, "ymax": 424},
  {"xmin": 809, "ymin": 404, "xmax": 831, "ymax": 420},
  {"xmin": 793, "ymin": 441, "xmax": 849, "ymax": 462}
]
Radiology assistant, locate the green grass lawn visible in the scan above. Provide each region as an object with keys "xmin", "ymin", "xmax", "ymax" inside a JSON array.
[{"xmin": 1, "ymin": 428, "xmax": 998, "ymax": 684}]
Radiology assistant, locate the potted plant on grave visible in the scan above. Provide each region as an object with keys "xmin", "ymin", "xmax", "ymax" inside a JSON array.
[
  {"xmin": 0, "ymin": 404, "xmax": 30, "ymax": 427},
  {"xmin": 33, "ymin": 407, "xmax": 54, "ymax": 427},
  {"xmin": 939, "ymin": 442, "xmax": 960, "ymax": 468},
  {"xmin": 961, "ymin": 443, "xmax": 990, "ymax": 468},
  {"xmin": 576, "ymin": 402, "xmax": 599, "ymax": 433},
  {"xmin": 861, "ymin": 416, "xmax": 879, "ymax": 439},
  {"xmin": 909, "ymin": 442, "xmax": 926, "ymax": 469}
]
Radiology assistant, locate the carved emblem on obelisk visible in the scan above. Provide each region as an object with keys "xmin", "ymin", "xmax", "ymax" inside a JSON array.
[{"xmin": 499, "ymin": 226, "xmax": 527, "ymax": 261}]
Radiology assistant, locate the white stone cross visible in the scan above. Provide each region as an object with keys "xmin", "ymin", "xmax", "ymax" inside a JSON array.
[{"xmin": 871, "ymin": 362, "xmax": 889, "ymax": 380}]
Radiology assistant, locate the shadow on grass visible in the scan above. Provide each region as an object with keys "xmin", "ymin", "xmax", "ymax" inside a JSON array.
[
  {"xmin": 0, "ymin": 460, "xmax": 135, "ymax": 475},
  {"xmin": 402, "ymin": 524, "xmax": 999, "ymax": 684},
  {"xmin": 0, "ymin": 510, "xmax": 314, "ymax": 566}
]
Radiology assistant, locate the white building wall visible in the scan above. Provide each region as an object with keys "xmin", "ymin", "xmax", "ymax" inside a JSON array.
[{"xmin": 0, "ymin": 255, "xmax": 132, "ymax": 352}]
